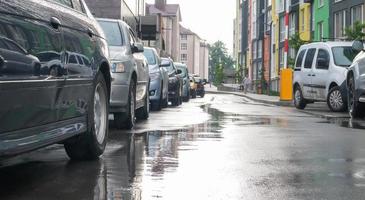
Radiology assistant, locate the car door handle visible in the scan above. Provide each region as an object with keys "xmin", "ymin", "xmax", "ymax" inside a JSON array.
[
  {"xmin": 307, "ymin": 74, "xmax": 312, "ymax": 76},
  {"xmin": 87, "ymin": 28, "xmax": 94, "ymax": 38},
  {"xmin": 50, "ymin": 17, "xmax": 61, "ymax": 29},
  {"xmin": 312, "ymin": 74, "xmax": 316, "ymax": 77}
]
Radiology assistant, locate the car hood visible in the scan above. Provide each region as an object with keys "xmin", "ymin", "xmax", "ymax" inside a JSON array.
[{"xmin": 108, "ymin": 46, "xmax": 128, "ymax": 61}]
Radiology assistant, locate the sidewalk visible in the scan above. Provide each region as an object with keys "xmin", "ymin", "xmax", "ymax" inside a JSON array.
[{"xmin": 205, "ymin": 85, "xmax": 292, "ymax": 106}]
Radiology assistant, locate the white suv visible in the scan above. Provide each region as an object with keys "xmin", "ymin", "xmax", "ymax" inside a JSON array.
[{"xmin": 293, "ymin": 42, "xmax": 360, "ymax": 112}]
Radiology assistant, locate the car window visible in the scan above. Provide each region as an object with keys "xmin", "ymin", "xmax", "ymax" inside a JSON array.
[
  {"xmin": 304, "ymin": 48, "xmax": 316, "ymax": 69},
  {"xmin": 69, "ymin": 55, "xmax": 78, "ymax": 64},
  {"xmin": 316, "ymin": 49, "xmax": 330, "ymax": 70},
  {"xmin": 143, "ymin": 49, "xmax": 157, "ymax": 65},
  {"xmin": 71, "ymin": 0, "xmax": 84, "ymax": 12},
  {"xmin": 128, "ymin": 29, "xmax": 136, "ymax": 45},
  {"xmin": 76, "ymin": 55, "xmax": 84, "ymax": 65},
  {"xmin": 82, "ymin": 57, "xmax": 90, "ymax": 66},
  {"xmin": 295, "ymin": 50, "xmax": 306, "ymax": 69},
  {"xmin": 51, "ymin": 0, "xmax": 73, "ymax": 8},
  {"xmin": 98, "ymin": 21, "xmax": 124, "ymax": 46},
  {"xmin": 332, "ymin": 47, "xmax": 360, "ymax": 67},
  {"xmin": 3, "ymin": 39, "xmax": 26, "ymax": 54}
]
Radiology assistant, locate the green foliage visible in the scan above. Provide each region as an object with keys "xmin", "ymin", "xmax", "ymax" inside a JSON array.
[
  {"xmin": 345, "ymin": 21, "xmax": 365, "ymax": 40},
  {"xmin": 289, "ymin": 33, "xmax": 307, "ymax": 52},
  {"xmin": 209, "ymin": 40, "xmax": 234, "ymax": 86}
]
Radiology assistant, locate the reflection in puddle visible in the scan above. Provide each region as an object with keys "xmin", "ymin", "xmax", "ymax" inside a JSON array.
[{"xmin": 317, "ymin": 117, "xmax": 365, "ymax": 130}]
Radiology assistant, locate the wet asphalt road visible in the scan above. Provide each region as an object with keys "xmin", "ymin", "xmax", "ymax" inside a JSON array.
[{"xmin": 2, "ymin": 94, "xmax": 365, "ymax": 199}]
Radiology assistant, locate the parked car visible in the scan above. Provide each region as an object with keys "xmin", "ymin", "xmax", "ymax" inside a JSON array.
[
  {"xmin": 0, "ymin": 0, "xmax": 111, "ymax": 160},
  {"xmin": 98, "ymin": 18, "xmax": 149, "ymax": 129},
  {"xmin": 293, "ymin": 42, "xmax": 359, "ymax": 112},
  {"xmin": 189, "ymin": 75, "xmax": 198, "ymax": 99},
  {"xmin": 346, "ymin": 40, "xmax": 365, "ymax": 118},
  {"xmin": 193, "ymin": 75, "xmax": 206, "ymax": 98},
  {"xmin": 160, "ymin": 58, "xmax": 183, "ymax": 106},
  {"xmin": 175, "ymin": 63, "xmax": 190, "ymax": 102},
  {"xmin": 143, "ymin": 47, "xmax": 169, "ymax": 111}
]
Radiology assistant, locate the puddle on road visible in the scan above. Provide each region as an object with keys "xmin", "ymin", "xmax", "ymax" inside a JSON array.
[
  {"xmin": 0, "ymin": 104, "xmax": 296, "ymax": 200},
  {"xmin": 316, "ymin": 117, "xmax": 365, "ymax": 130}
]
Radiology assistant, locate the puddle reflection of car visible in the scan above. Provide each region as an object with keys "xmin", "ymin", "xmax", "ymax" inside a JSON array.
[
  {"xmin": 160, "ymin": 58, "xmax": 183, "ymax": 106},
  {"xmin": 64, "ymin": 51, "xmax": 93, "ymax": 76},
  {"xmin": 0, "ymin": 36, "xmax": 41, "ymax": 76},
  {"xmin": 175, "ymin": 63, "xmax": 190, "ymax": 102},
  {"xmin": 346, "ymin": 40, "xmax": 365, "ymax": 118},
  {"xmin": 98, "ymin": 18, "xmax": 149, "ymax": 130},
  {"xmin": 0, "ymin": 0, "xmax": 111, "ymax": 160},
  {"xmin": 143, "ymin": 47, "xmax": 169, "ymax": 111}
]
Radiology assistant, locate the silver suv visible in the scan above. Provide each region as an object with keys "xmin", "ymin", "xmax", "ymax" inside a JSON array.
[
  {"xmin": 293, "ymin": 42, "xmax": 359, "ymax": 112},
  {"xmin": 98, "ymin": 18, "xmax": 149, "ymax": 129}
]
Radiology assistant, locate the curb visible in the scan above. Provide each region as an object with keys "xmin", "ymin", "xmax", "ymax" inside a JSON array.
[{"xmin": 206, "ymin": 90, "xmax": 293, "ymax": 107}]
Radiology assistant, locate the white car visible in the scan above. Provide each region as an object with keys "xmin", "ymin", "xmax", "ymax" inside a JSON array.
[
  {"xmin": 346, "ymin": 41, "xmax": 365, "ymax": 118},
  {"xmin": 293, "ymin": 42, "xmax": 360, "ymax": 112}
]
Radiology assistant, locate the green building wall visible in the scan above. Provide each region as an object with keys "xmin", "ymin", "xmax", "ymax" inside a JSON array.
[{"xmin": 313, "ymin": 0, "xmax": 330, "ymax": 41}]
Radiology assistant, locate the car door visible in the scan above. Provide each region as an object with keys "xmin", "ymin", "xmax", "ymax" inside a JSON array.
[
  {"xmin": 302, "ymin": 48, "xmax": 317, "ymax": 100},
  {"xmin": 312, "ymin": 48, "xmax": 330, "ymax": 100},
  {"xmin": 56, "ymin": 0, "xmax": 96, "ymax": 120},
  {"xmin": 128, "ymin": 28, "xmax": 148, "ymax": 104},
  {"xmin": 0, "ymin": 0, "xmax": 64, "ymax": 133}
]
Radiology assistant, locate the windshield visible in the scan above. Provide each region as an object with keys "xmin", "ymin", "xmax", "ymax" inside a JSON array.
[
  {"xmin": 332, "ymin": 47, "xmax": 360, "ymax": 67},
  {"xmin": 98, "ymin": 21, "xmax": 123, "ymax": 46},
  {"xmin": 162, "ymin": 59, "xmax": 174, "ymax": 73},
  {"xmin": 176, "ymin": 65, "xmax": 188, "ymax": 77},
  {"xmin": 143, "ymin": 49, "xmax": 157, "ymax": 65}
]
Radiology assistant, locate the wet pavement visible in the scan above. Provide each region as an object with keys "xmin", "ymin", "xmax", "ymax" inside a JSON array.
[{"xmin": 2, "ymin": 94, "xmax": 365, "ymax": 199}]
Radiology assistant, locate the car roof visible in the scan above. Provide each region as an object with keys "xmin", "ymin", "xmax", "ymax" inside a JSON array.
[{"xmin": 300, "ymin": 41, "xmax": 353, "ymax": 49}]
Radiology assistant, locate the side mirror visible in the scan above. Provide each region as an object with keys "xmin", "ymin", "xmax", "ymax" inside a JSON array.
[
  {"xmin": 317, "ymin": 58, "xmax": 329, "ymax": 69},
  {"xmin": 132, "ymin": 43, "xmax": 144, "ymax": 53},
  {"xmin": 176, "ymin": 69, "xmax": 182, "ymax": 74},
  {"xmin": 160, "ymin": 60, "xmax": 170, "ymax": 67},
  {"xmin": 352, "ymin": 40, "xmax": 364, "ymax": 52}
]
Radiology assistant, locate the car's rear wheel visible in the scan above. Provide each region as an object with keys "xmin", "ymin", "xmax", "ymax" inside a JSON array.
[
  {"xmin": 64, "ymin": 73, "xmax": 108, "ymax": 160},
  {"xmin": 348, "ymin": 76, "xmax": 365, "ymax": 118},
  {"xmin": 294, "ymin": 86, "xmax": 307, "ymax": 110},
  {"xmin": 183, "ymin": 89, "xmax": 190, "ymax": 102},
  {"xmin": 327, "ymin": 86, "xmax": 346, "ymax": 112},
  {"xmin": 136, "ymin": 85, "xmax": 150, "ymax": 120},
  {"xmin": 192, "ymin": 90, "xmax": 197, "ymax": 99},
  {"xmin": 114, "ymin": 80, "xmax": 136, "ymax": 129},
  {"xmin": 200, "ymin": 90, "xmax": 205, "ymax": 98}
]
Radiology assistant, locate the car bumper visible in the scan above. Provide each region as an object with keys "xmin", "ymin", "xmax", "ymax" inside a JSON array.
[
  {"xmin": 149, "ymin": 79, "xmax": 162, "ymax": 101},
  {"xmin": 110, "ymin": 73, "xmax": 130, "ymax": 113}
]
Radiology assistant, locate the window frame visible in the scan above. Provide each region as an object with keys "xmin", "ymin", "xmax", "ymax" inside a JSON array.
[
  {"xmin": 303, "ymin": 48, "xmax": 317, "ymax": 69},
  {"xmin": 316, "ymin": 49, "xmax": 330, "ymax": 70}
]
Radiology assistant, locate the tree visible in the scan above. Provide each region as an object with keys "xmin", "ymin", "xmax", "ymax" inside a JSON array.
[
  {"xmin": 209, "ymin": 41, "xmax": 234, "ymax": 86},
  {"xmin": 345, "ymin": 21, "xmax": 365, "ymax": 40},
  {"xmin": 288, "ymin": 33, "xmax": 309, "ymax": 68}
]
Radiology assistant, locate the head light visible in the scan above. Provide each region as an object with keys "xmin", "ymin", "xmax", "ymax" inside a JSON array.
[{"xmin": 112, "ymin": 62, "xmax": 125, "ymax": 73}]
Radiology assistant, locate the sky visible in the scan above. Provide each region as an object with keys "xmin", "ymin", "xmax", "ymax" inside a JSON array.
[{"xmin": 146, "ymin": 0, "xmax": 235, "ymax": 54}]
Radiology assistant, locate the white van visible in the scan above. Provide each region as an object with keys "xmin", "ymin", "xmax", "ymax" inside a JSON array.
[{"xmin": 293, "ymin": 42, "xmax": 360, "ymax": 112}]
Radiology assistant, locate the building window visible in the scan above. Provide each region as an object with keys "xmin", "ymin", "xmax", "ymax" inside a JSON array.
[
  {"xmin": 181, "ymin": 43, "xmax": 187, "ymax": 50},
  {"xmin": 279, "ymin": 47, "xmax": 284, "ymax": 68},
  {"xmin": 181, "ymin": 54, "xmax": 187, "ymax": 61},
  {"xmin": 334, "ymin": 10, "xmax": 346, "ymax": 38},
  {"xmin": 318, "ymin": 21, "xmax": 323, "ymax": 40},
  {"xmin": 252, "ymin": 0, "xmax": 257, "ymax": 39},
  {"xmin": 252, "ymin": 41, "xmax": 257, "ymax": 59},
  {"xmin": 351, "ymin": 4, "xmax": 364, "ymax": 25},
  {"xmin": 258, "ymin": 40, "xmax": 262, "ymax": 59},
  {"xmin": 289, "ymin": 12, "xmax": 296, "ymax": 38},
  {"xmin": 279, "ymin": 16, "xmax": 285, "ymax": 42},
  {"xmin": 277, "ymin": 0, "xmax": 284, "ymax": 13},
  {"xmin": 318, "ymin": 0, "xmax": 324, "ymax": 7},
  {"xmin": 181, "ymin": 34, "xmax": 187, "ymax": 40}
]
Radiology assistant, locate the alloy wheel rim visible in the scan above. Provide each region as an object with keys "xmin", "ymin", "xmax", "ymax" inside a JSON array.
[
  {"xmin": 330, "ymin": 90, "xmax": 343, "ymax": 110},
  {"xmin": 295, "ymin": 89, "xmax": 301, "ymax": 105},
  {"xmin": 94, "ymin": 83, "xmax": 107, "ymax": 144}
]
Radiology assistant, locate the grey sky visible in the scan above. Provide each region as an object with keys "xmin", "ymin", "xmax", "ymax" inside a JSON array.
[{"xmin": 146, "ymin": 0, "xmax": 235, "ymax": 54}]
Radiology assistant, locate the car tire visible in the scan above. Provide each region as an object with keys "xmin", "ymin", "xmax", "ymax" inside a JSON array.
[
  {"xmin": 192, "ymin": 90, "xmax": 197, "ymax": 99},
  {"xmin": 64, "ymin": 73, "xmax": 108, "ymax": 160},
  {"xmin": 114, "ymin": 80, "xmax": 136, "ymax": 130},
  {"xmin": 348, "ymin": 76, "xmax": 365, "ymax": 118},
  {"xmin": 327, "ymin": 86, "xmax": 346, "ymax": 112},
  {"xmin": 183, "ymin": 89, "xmax": 190, "ymax": 102},
  {"xmin": 136, "ymin": 86, "xmax": 150, "ymax": 120},
  {"xmin": 200, "ymin": 90, "xmax": 205, "ymax": 98},
  {"xmin": 294, "ymin": 86, "xmax": 307, "ymax": 110}
]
